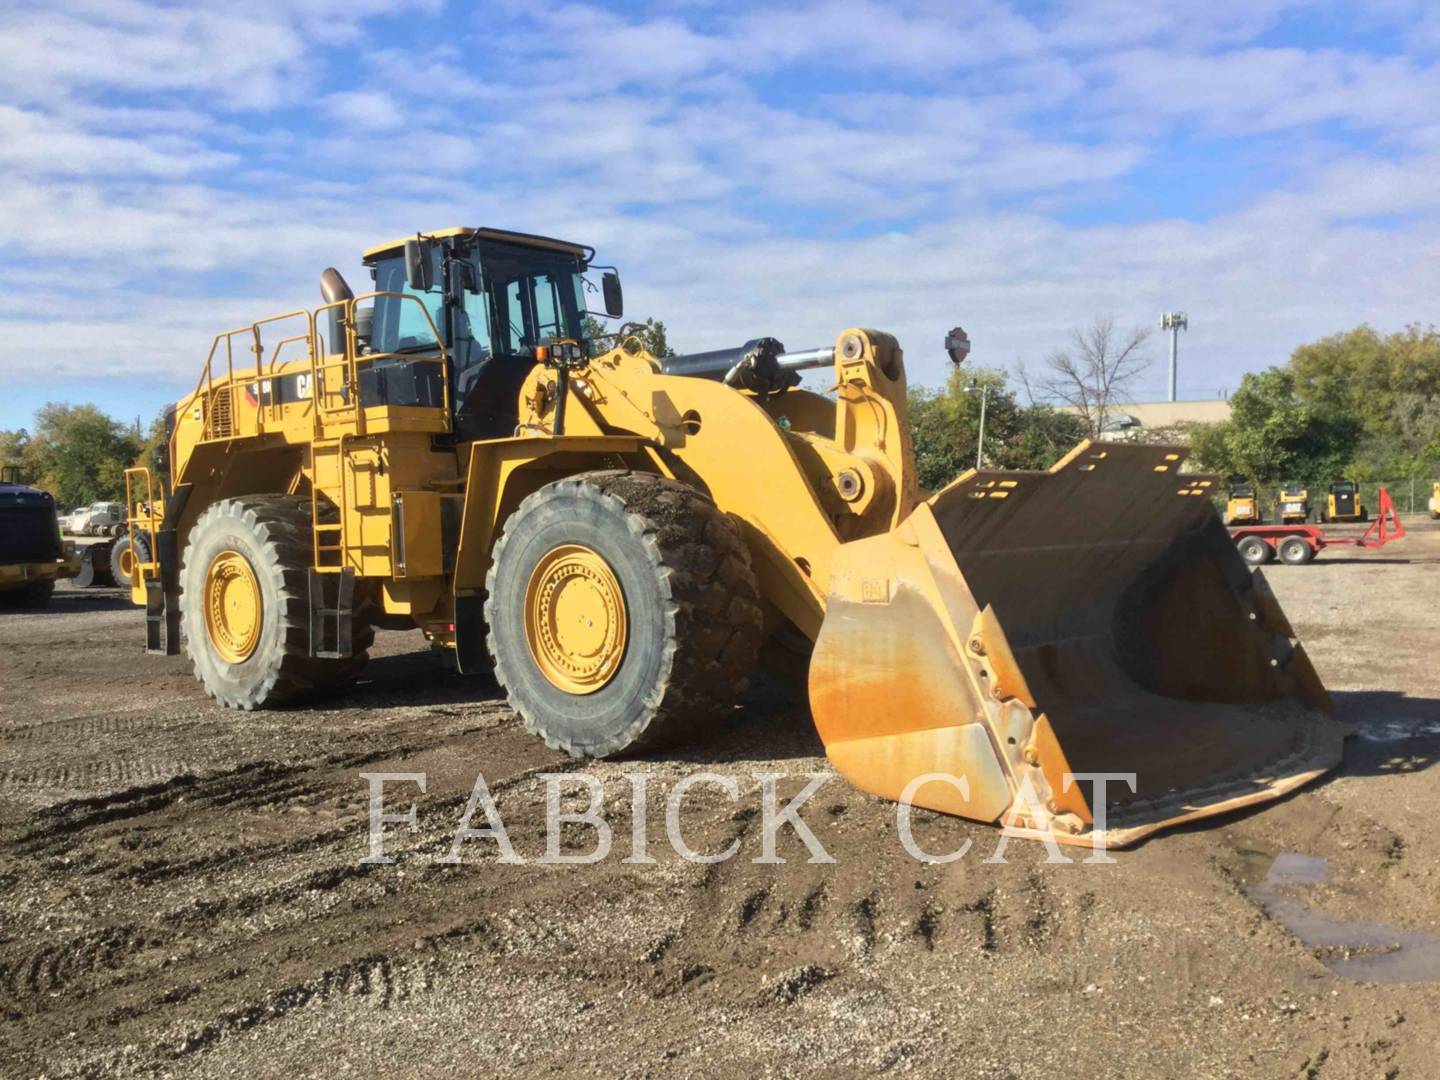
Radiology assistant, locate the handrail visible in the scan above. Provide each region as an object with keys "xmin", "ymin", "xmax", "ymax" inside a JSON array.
[
  {"xmin": 312, "ymin": 298, "xmax": 355, "ymax": 433},
  {"xmin": 183, "ymin": 295, "xmax": 450, "ymax": 445},
  {"xmin": 308, "ymin": 292, "xmax": 451, "ymax": 437},
  {"xmin": 261, "ymin": 332, "xmax": 315, "ymax": 430},
  {"xmin": 190, "ymin": 309, "xmax": 314, "ymax": 442},
  {"xmin": 347, "ymin": 290, "xmax": 452, "ymax": 424},
  {"xmin": 122, "ymin": 466, "xmax": 162, "ymax": 580}
]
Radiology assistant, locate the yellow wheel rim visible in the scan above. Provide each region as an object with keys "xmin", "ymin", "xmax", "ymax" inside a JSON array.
[
  {"xmin": 524, "ymin": 543, "xmax": 627, "ymax": 694},
  {"xmin": 118, "ymin": 545, "xmax": 135, "ymax": 579},
  {"xmin": 204, "ymin": 549, "xmax": 262, "ymax": 664}
]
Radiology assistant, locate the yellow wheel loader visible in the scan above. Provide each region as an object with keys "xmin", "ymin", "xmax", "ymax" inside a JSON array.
[
  {"xmin": 122, "ymin": 226, "xmax": 1343, "ymax": 848},
  {"xmin": 1430, "ymin": 480, "xmax": 1440, "ymax": 520}
]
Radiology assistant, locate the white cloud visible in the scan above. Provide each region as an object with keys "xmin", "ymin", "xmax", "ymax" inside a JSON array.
[
  {"xmin": 322, "ymin": 91, "xmax": 403, "ymax": 131},
  {"xmin": 1, "ymin": 0, "xmax": 1439, "ymax": 412},
  {"xmin": 0, "ymin": 105, "xmax": 234, "ymax": 177},
  {"xmin": 1092, "ymin": 46, "xmax": 1440, "ymax": 135}
]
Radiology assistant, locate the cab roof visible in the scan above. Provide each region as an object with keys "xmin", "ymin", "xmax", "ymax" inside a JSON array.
[{"xmin": 362, "ymin": 227, "xmax": 591, "ymax": 262}]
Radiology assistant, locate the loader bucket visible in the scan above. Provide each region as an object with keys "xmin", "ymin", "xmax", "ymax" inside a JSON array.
[
  {"xmin": 809, "ymin": 441, "xmax": 1346, "ymax": 849},
  {"xmin": 72, "ymin": 544, "xmax": 115, "ymax": 588}
]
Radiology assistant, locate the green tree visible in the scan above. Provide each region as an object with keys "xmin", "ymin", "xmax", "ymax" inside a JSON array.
[
  {"xmin": 137, "ymin": 409, "xmax": 171, "ymax": 480},
  {"xmin": 1289, "ymin": 323, "xmax": 1440, "ymax": 439},
  {"xmin": 908, "ymin": 366, "xmax": 1086, "ymax": 491},
  {"xmin": 0, "ymin": 427, "xmax": 34, "ymax": 482},
  {"xmin": 1193, "ymin": 322, "xmax": 1440, "ymax": 490},
  {"xmin": 1187, "ymin": 368, "xmax": 1360, "ymax": 493},
  {"xmin": 25, "ymin": 403, "xmax": 142, "ymax": 506},
  {"xmin": 582, "ymin": 316, "xmax": 675, "ymax": 358}
]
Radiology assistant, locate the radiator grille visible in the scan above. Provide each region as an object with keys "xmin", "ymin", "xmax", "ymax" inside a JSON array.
[
  {"xmin": 207, "ymin": 388, "xmax": 234, "ymax": 438},
  {"xmin": 0, "ymin": 507, "xmax": 61, "ymax": 564}
]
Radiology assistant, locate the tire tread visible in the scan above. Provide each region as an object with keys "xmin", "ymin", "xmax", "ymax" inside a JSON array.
[
  {"xmin": 486, "ymin": 470, "xmax": 763, "ymax": 757},
  {"xmin": 181, "ymin": 494, "xmax": 373, "ymax": 709}
]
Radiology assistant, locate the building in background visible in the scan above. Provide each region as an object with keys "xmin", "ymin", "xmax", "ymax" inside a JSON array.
[{"xmin": 1060, "ymin": 399, "xmax": 1232, "ymax": 443}]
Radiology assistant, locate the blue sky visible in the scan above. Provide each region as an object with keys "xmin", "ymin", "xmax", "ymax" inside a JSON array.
[{"xmin": 2, "ymin": 0, "xmax": 1440, "ymax": 430}]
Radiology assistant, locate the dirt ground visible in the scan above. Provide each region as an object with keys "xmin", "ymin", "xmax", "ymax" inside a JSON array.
[{"xmin": 3, "ymin": 521, "xmax": 1440, "ymax": 1078}]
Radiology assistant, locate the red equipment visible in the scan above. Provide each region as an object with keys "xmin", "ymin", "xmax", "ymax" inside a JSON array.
[{"xmin": 1231, "ymin": 486, "xmax": 1405, "ymax": 566}]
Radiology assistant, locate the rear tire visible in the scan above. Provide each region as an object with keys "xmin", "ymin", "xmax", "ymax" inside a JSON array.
[
  {"xmin": 486, "ymin": 471, "xmax": 763, "ymax": 758},
  {"xmin": 1237, "ymin": 536, "xmax": 1272, "ymax": 565},
  {"xmin": 180, "ymin": 495, "xmax": 373, "ymax": 710},
  {"xmin": 1278, "ymin": 537, "xmax": 1313, "ymax": 565}
]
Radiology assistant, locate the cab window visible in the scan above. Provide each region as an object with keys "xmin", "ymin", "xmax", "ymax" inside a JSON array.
[{"xmin": 371, "ymin": 254, "xmax": 442, "ymax": 353}]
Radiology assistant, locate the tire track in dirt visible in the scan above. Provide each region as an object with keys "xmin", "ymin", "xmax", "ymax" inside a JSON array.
[
  {"xmin": 0, "ymin": 715, "xmax": 576, "ymax": 1074},
  {"xmin": 1, "ymin": 712, "xmax": 179, "ymax": 741},
  {"xmin": 0, "ymin": 759, "xmax": 200, "ymax": 794},
  {"xmin": 0, "ymin": 926, "xmax": 151, "ymax": 1011}
]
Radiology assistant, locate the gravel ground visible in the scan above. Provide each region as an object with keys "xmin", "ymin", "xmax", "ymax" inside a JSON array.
[{"xmin": 2, "ymin": 520, "xmax": 1439, "ymax": 1078}]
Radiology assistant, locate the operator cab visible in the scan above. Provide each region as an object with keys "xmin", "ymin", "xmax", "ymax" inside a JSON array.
[{"xmin": 356, "ymin": 227, "xmax": 621, "ymax": 440}]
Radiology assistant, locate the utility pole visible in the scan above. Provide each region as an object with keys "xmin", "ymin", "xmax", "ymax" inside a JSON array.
[{"xmin": 1160, "ymin": 312, "xmax": 1188, "ymax": 402}]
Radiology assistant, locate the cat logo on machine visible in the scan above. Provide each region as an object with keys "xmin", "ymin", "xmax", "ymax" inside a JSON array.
[{"xmin": 244, "ymin": 372, "xmax": 314, "ymax": 407}]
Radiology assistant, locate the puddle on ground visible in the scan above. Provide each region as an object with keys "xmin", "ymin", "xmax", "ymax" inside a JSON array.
[
  {"xmin": 1244, "ymin": 852, "xmax": 1440, "ymax": 984},
  {"xmin": 1355, "ymin": 718, "xmax": 1440, "ymax": 743}
]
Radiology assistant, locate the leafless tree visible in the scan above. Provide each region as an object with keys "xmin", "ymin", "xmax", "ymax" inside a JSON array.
[{"xmin": 1020, "ymin": 316, "xmax": 1153, "ymax": 438}]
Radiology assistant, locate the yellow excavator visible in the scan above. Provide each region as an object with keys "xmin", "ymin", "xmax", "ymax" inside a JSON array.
[{"xmin": 122, "ymin": 226, "xmax": 1342, "ymax": 848}]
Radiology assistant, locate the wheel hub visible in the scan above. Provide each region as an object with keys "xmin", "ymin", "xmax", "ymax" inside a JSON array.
[
  {"xmin": 204, "ymin": 549, "xmax": 262, "ymax": 663},
  {"xmin": 524, "ymin": 544, "xmax": 627, "ymax": 694}
]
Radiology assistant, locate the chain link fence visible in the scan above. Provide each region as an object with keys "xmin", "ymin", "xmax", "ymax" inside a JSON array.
[{"xmin": 1360, "ymin": 478, "xmax": 1440, "ymax": 518}]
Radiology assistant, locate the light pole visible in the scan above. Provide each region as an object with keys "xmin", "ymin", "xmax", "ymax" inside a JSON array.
[
  {"xmin": 963, "ymin": 381, "xmax": 988, "ymax": 471},
  {"xmin": 1160, "ymin": 311, "xmax": 1188, "ymax": 402}
]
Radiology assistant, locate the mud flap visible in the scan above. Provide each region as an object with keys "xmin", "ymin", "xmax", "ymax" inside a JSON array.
[
  {"xmin": 142, "ymin": 482, "xmax": 189, "ymax": 656},
  {"xmin": 809, "ymin": 441, "xmax": 1347, "ymax": 849},
  {"xmin": 453, "ymin": 589, "xmax": 488, "ymax": 675},
  {"xmin": 308, "ymin": 568, "xmax": 355, "ymax": 659},
  {"xmin": 145, "ymin": 579, "xmax": 181, "ymax": 656}
]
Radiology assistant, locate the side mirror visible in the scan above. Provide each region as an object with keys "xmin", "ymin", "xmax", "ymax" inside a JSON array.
[
  {"xmin": 404, "ymin": 237, "xmax": 435, "ymax": 292},
  {"xmin": 602, "ymin": 270, "xmax": 623, "ymax": 318}
]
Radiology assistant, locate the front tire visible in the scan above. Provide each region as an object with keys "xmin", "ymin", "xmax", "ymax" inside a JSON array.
[
  {"xmin": 180, "ymin": 495, "xmax": 372, "ymax": 709},
  {"xmin": 486, "ymin": 471, "xmax": 763, "ymax": 758}
]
